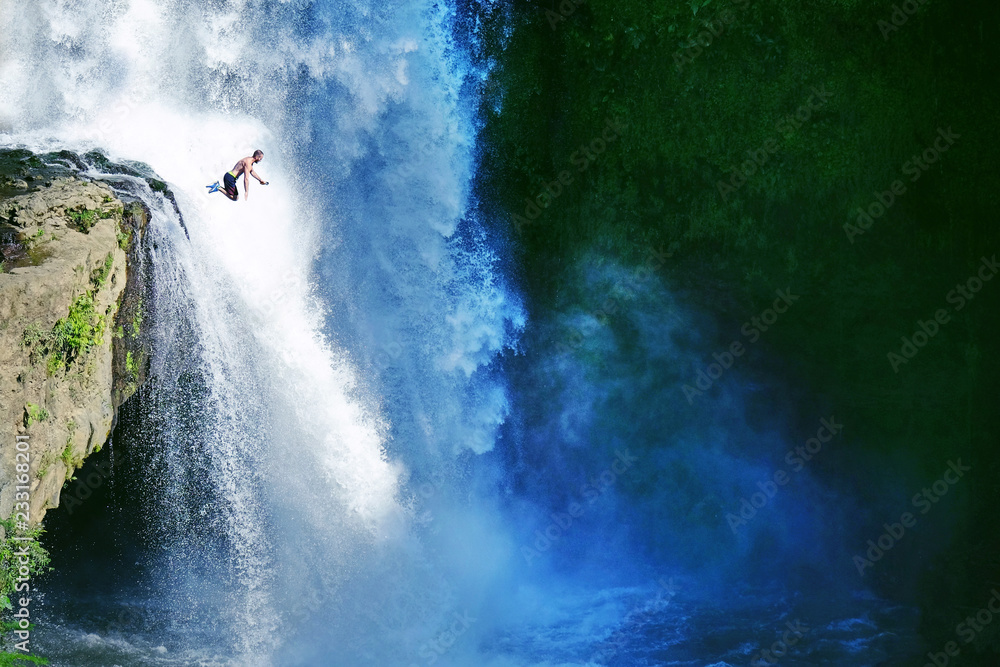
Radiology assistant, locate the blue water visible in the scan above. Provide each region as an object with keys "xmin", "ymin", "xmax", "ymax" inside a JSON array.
[{"xmin": 0, "ymin": 0, "xmax": 924, "ymax": 665}]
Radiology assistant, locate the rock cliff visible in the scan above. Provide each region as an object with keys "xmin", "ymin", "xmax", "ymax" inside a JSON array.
[{"xmin": 0, "ymin": 153, "xmax": 149, "ymax": 525}]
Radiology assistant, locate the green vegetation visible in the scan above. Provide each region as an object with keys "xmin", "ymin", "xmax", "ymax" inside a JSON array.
[
  {"xmin": 481, "ymin": 0, "xmax": 1000, "ymax": 655},
  {"xmin": 66, "ymin": 207, "xmax": 97, "ymax": 232},
  {"xmin": 0, "ymin": 650, "xmax": 48, "ymax": 666},
  {"xmin": 22, "ymin": 404, "xmax": 47, "ymax": 428},
  {"xmin": 116, "ymin": 226, "xmax": 131, "ymax": 250},
  {"xmin": 0, "ymin": 518, "xmax": 51, "ymax": 665},
  {"xmin": 23, "ymin": 229, "xmax": 45, "ymax": 250},
  {"xmin": 125, "ymin": 350, "xmax": 137, "ymax": 376},
  {"xmin": 23, "ymin": 291, "xmax": 106, "ymax": 374},
  {"xmin": 132, "ymin": 297, "xmax": 143, "ymax": 338},
  {"xmin": 59, "ymin": 442, "xmax": 82, "ymax": 470},
  {"xmin": 20, "ymin": 325, "xmax": 46, "ymax": 362},
  {"xmin": 66, "ymin": 203, "xmax": 117, "ymax": 233},
  {"xmin": 51, "ymin": 292, "xmax": 105, "ymax": 367},
  {"xmin": 0, "ymin": 518, "xmax": 51, "ymax": 610},
  {"xmin": 90, "ymin": 252, "xmax": 114, "ymax": 289}
]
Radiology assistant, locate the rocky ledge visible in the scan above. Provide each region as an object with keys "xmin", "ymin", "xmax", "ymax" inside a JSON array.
[{"xmin": 0, "ymin": 152, "xmax": 149, "ymax": 525}]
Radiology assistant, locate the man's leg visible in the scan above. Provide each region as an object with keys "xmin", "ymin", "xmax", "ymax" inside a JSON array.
[{"xmin": 223, "ymin": 174, "xmax": 238, "ymax": 200}]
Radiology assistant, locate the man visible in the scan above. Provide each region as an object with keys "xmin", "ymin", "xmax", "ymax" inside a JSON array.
[{"xmin": 207, "ymin": 150, "xmax": 268, "ymax": 201}]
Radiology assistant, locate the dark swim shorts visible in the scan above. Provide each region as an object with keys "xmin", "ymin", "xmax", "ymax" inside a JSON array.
[{"xmin": 223, "ymin": 171, "xmax": 238, "ymax": 200}]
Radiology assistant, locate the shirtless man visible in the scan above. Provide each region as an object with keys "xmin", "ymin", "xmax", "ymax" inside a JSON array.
[{"xmin": 208, "ymin": 150, "xmax": 268, "ymax": 201}]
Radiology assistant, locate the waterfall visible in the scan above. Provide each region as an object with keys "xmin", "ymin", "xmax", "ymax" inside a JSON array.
[
  {"xmin": 2, "ymin": 0, "xmax": 523, "ymax": 664},
  {"xmin": 0, "ymin": 1, "xmax": 923, "ymax": 665}
]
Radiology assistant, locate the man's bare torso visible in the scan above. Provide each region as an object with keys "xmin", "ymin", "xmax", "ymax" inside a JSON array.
[{"xmin": 231, "ymin": 157, "xmax": 254, "ymax": 176}]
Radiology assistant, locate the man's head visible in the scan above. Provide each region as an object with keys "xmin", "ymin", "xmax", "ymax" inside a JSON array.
[{"xmin": 253, "ymin": 149, "xmax": 264, "ymax": 163}]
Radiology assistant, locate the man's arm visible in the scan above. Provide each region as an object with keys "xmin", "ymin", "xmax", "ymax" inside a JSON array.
[
  {"xmin": 243, "ymin": 168, "xmax": 250, "ymax": 200},
  {"xmin": 250, "ymin": 166, "xmax": 268, "ymax": 185}
]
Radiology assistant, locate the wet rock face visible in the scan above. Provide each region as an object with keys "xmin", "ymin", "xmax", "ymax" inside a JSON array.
[{"xmin": 0, "ymin": 163, "xmax": 150, "ymax": 524}]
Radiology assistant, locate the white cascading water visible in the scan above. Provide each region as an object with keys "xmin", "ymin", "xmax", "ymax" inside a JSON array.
[{"xmin": 0, "ymin": 0, "xmax": 526, "ymax": 664}]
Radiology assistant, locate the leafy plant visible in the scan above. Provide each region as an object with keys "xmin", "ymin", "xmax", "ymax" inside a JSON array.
[
  {"xmin": 90, "ymin": 253, "xmax": 114, "ymax": 289},
  {"xmin": 116, "ymin": 226, "xmax": 131, "ymax": 250},
  {"xmin": 0, "ymin": 517, "xmax": 51, "ymax": 610},
  {"xmin": 0, "ymin": 517, "xmax": 52, "ymax": 664},
  {"xmin": 24, "ymin": 292, "xmax": 106, "ymax": 373},
  {"xmin": 0, "ymin": 650, "xmax": 49, "ymax": 665},
  {"xmin": 66, "ymin": 207, "xmax": 97, "ymax": 232},
  {"xmin": 59, "ymin": 444, "xmax": 76, "ymax": 468},
  {"xmin": 23, "ymin": 404, "xmax": 47, "ymax": 428},
  {"xmin": 52, "ymin": 293, "xmax": 105, "ymax": 365}
]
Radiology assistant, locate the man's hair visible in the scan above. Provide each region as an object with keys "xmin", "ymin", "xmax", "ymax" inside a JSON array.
[{"xmin": 253, "ymin": 149, "xmax": 264, "ymax": 159}]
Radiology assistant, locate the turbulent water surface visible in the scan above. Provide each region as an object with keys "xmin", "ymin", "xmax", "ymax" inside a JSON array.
[{"xmin": 0, "ymin": 1, "xmax": 926, "ymax": 665}]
